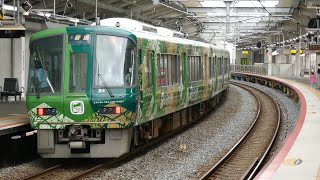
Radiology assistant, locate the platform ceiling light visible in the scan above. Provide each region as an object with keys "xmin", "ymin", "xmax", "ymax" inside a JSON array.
[{"xmin": 21, "ymin": 1, "xmax": 32, "ymax": 12}]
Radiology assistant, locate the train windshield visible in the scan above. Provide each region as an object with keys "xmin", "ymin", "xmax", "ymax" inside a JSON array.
[
  {"xmin": 94, "ymin": 35, "xmax": 136, "ymax": 87},
  {"xmin": 28, "ymin": 35, "xmax": 64, "ymax": 94}
]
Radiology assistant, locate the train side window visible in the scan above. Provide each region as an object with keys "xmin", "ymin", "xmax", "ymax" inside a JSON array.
[
  {"xmin": 177, "ymin": 55, "xmax": 181, "ymax": 84},
  {"xmin": 213, "ymin": 56, "xmax": 216, "ymax": 77},
  {"xmin": 163, "ymin": 54, "xmax": 168, "ymax": 86},
  {"xmin": 182, "ymin": 53, "xmax": 186, "ymax": 84},
  {"xmin": 224, "ymin": 58, "xmax": 228, "ymax": 74},
  {"xmin": 222, "ymin": 56, "xmax": 224, "ymax": 75},
  {"xmin": 168, "ymin": 55, "xmax": 172, "ymax": 85},
  {"xmin": 209, "ymin": 57, "xmax": 212, "ymax": 78},
  {"xmin": 188, "ymin": 56, "xmax": 202, "ymax": 82},
  {"xmin": 192, "ymin": 56, "xmax": 196, "ymax": 81},
  {"xmin": 157, "ymin": 54, "xmax": 180, "ymax": 86},
  {"xmin": 170, "ymin": 55, "xmax": 177, "ymax": 85},
  {"xmin": 157, "ymin": 54, "xmax": 161, "ymax": 87},
  {"xmin": 199, "ymin": 57, "xmax": 203, "ymax": 80},
  {"xmin": 217, "ymin": 57, "xmax": 222, "ymax": 76},
  {"xmin": 195, "ymin": 57, "xmax": 199, "ymax": 80},
  {"xmin": 157, "ymin": 54, "xmax": 168, "ymax": 86},
  {"xmin": 189, "ymin": 56, "xmax": 192, "ymax": 82},
  {"xmin": 69, "ymin": 53, "xmax": 88, "ymax": 93}
]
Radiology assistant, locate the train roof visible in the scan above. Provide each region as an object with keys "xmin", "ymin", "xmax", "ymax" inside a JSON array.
[{"xmin": 93, "ymin": 18, "xmax": 225, "ymax": 52}]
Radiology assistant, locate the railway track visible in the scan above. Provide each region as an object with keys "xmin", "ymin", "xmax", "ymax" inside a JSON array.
[
  {"xmin": 21, "ymin": 104, "xmax": 225, "ymax": 180},
  {"xmin": 198, "ymin": 82, "xmax": 281, "ymax": 180},
  {"xmin": 20, "ymin": 160, "xmax": 104, "ymax": 180}
]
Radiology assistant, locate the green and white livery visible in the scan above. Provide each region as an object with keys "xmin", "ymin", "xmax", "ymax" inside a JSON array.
[{"xmin": 26, "ymin": 18, "xmax": 230, "ymax": 158}]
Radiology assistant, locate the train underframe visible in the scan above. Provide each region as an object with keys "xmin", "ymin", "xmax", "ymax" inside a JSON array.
[{"xmin": 37, "ymin": 89, "xmax": 228, "ymax": 158}]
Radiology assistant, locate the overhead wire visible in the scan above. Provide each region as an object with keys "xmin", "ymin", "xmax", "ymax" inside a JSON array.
[{"xmin": 257, "ymin": 0, "xmax": 271, "ymax": 15}]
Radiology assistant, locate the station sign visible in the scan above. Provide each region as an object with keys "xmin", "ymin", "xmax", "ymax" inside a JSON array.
[
  {"xmin": 309, "ymin": 44, "xmax": 320, "ymax": 50},
  {"xmin": 242, "ymin": 50, "xmax": 249, "ymax": 54},
  {"xmin": 290, "ymin": 49, "xmax": 296, "ymax": 55}
]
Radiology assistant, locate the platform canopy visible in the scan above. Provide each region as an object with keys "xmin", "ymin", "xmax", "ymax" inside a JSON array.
[{"xmin": 0, "ymin": 0, "xmax": 318, "ymax": 48}]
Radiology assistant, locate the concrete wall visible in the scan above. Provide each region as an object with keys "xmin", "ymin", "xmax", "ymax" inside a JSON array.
[{"xmin": 235, "ymin": 49, "xmax": 264, "ymax": 64}]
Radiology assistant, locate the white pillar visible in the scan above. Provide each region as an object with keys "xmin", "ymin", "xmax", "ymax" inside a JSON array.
[
  {"xmin": 266, "ymin": 48, "xmax": 272, "ymax": 76},
  {"xmin": 21, "ymin": 37, "xmax": 25, "ymax": 98}
]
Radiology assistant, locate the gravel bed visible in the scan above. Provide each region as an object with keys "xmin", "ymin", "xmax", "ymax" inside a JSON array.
[
  {"xmin": 0, "ymin": 158, "xmax": 102, "ymax": 180},
  {"xmin": 88, "ymin": 85, "xmax": 258, "ymax": 180},
  {"xmin": 0, "ymin": 84, "xmax": 266, "ymax": 180},
  {"xmin": 0, "ymin": 158, "xmax": 57, "ymax": 180},
  {"xmin": 232, "ymin": 80, "xmax": 300, "ymax": 161}
]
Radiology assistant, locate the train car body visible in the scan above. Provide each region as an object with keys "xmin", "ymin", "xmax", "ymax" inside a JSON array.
[{"xmin": 26, "ymin": 18, "xmax": 230, "ymax": 158}]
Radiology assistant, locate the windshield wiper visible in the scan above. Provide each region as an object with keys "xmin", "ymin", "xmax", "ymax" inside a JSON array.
[{"xmin": 98, "ymin": 74, "xmax": 114, "ymax": 98}]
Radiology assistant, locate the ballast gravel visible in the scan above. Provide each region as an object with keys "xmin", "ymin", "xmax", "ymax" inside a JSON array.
[
  {"xmin": 0, "ymin": 81, "xmax": 300, "ymax": 180},
  {"xmin": 90, "ymin": 85, "xmax": 258, "ymax": 180}
]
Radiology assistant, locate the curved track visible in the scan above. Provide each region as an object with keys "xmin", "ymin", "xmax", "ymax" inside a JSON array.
[
  {"xmin": 22, "ymin": 111, "xmax": 219, "ymax": 180},
  {"xmin": 199, "ymin": 82, "xmax": 281, "ymax": 180}
]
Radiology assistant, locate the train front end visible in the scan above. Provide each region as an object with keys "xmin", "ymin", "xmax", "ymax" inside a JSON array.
[{"xmin": 26, "ymin": 27, "xmax": 138, "ymax": 158}]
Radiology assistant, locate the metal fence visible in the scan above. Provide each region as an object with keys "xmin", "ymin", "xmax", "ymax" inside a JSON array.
[{"xmin": 231, "ymin": 64, "xmax": 267, "ymax": 75}]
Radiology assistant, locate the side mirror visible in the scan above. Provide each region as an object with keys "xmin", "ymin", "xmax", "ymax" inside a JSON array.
[{"xmin": 126, "ymin": 74, "xmax": 131, "ymax": 85}]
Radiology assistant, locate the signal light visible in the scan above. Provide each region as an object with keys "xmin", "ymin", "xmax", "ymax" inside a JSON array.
[{"xmin": 115, "ymin": 106, "xmax": 121, "ymax": 114}]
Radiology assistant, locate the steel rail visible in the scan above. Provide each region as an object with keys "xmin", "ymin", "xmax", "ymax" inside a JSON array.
[
  {"xmin": 199, "ymin": 82, "xmax": 262, "ymax": 180},
  {"xmin": 245, "ymin": 83, "xmax": 281, "ymax": 179},
  {"xmin": 199, "ymin": 81, "xmax": 281, "ymax": 180},
  {"xmin": 21, "ymin": 164, "xmax": 62, "ymax": 180},
  {"xmin": 69, "ymin": 112, "xmax": 216, "ymax": 180}
]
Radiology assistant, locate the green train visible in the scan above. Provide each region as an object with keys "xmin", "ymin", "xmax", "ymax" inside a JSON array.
[{"xmin": 26, "ymin": 18, "xmax": 230, "ymax": 158}]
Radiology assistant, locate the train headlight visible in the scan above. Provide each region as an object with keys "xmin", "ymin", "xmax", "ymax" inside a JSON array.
[
  {"xmin": 98, "ymin": 106, "xmax": 121, "ymax": 115},
  {"xmin": 37, "ymin": 108, "xmax": 57, "ymax": 116}
]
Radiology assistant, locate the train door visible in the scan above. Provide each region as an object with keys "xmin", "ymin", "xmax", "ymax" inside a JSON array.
[
  {"xmin": 209, "ymin": 56, "xmax": 215, "ymax": 97},
  {"xmin": 63, "ymin": 44, "xmax": 92, "ymax": 122},
  {"xmin": 47, "ymin": 52, "xmax": 63, "ymax": 92},
  {"xmin": 182, "ymin": 53, "xmax": 187, "ymax": 104},
  {"xmin": 141, "ymin": 50, "xmax": 155, "ymax": 119}
]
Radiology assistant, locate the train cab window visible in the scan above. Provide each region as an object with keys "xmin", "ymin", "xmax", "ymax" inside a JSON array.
[
  {"xmin": 69, "ymin": 53, "xmax": 88, "ymax": 93},
  {"xmin": 28, "ymin": 34, "xmax": 64, "ymax": 94},
  {"xmin": 94, "ymin": 35, "xmax": 136, "ymax": 87}
]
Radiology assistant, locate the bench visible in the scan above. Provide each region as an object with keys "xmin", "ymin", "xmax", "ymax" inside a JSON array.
[{"xmin": 0, "ymin": 78, "xmax": 24, "ymax": 102}]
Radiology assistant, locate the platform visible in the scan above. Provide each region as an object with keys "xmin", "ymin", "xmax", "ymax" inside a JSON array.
[
  {"xmin": 255, "ymin": 76, "xmax": 320, "ymax": 179},
  {"xmin": 0, "ymin": 101, "xmax": 30, "ymax": 136}
]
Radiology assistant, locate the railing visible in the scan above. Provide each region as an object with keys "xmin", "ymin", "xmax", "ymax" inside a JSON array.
[{"xmin": 231, "ymin": 64, "xmax": 267, "ymax": 75}]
